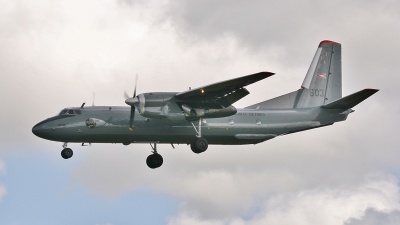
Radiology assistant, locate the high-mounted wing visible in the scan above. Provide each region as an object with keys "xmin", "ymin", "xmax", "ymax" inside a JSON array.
[{"xmin": 175, "ymin": 72, "xmax": 274, "ymax": 106}]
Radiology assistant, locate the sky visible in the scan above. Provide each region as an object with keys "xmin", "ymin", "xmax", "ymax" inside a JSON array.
[{"xmin": 1, "ymin": 0, "xmax": 400, "ymax": 224}]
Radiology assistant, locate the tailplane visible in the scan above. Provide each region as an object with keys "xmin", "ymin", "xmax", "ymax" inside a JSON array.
[
  {"xmin": 322, "ymin": 89, "xmax": 379, "ymax": 109},
  {"xmin": 247, "ymin": 40, "xmax": 342, "ymax": 109}
]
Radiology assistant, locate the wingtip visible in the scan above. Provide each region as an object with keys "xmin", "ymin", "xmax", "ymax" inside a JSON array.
[
  {"xmin": 364, "ymin": 88, "xmax": 379, "ymax": 92},
  {"xmin": 261, "ymin": 71, "xmax": 275, "ymax": 75}
]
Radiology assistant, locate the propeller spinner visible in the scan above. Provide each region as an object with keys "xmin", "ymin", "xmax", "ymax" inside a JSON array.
[{"xmin": 125, "ymin": 75, "xmax": 139, "ymax": 130}]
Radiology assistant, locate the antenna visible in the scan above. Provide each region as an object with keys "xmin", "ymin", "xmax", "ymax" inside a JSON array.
[{"xmin": 92, "ymin": 92, "xmax": 95, "ymax": 106}]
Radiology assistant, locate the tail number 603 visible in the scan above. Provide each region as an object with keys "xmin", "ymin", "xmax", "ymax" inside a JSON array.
[{"xmin": 310, "ymin": 89, "xmax": 324, "ymax": 97}]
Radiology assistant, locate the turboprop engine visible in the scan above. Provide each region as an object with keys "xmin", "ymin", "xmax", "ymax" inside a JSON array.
[
  {"xmin": 181, "ymin": 104, "xmax": 237, "ymax": 118},
  {"xmin": 125, "ymin": 92, "xmax": 237, "ymax": 123}
]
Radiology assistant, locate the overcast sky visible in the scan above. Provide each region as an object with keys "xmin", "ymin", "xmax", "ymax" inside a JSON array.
[{"xmin": 1, "ymin": 0, "xmax": 400, "ymax": 224}]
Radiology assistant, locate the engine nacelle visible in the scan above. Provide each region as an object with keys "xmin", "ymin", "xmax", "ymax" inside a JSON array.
[
  {"xmin": 182, "ymin": 104, "xmax": 237, "ymax": 118},
  {"xmin": 127, "ymin": 92, "xmax": 237, "ymax": 123}
]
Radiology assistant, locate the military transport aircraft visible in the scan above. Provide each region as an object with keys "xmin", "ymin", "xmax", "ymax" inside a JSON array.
[{"xmin": 32, "ymin": 40, "xmax": 378, "ymax": 169}]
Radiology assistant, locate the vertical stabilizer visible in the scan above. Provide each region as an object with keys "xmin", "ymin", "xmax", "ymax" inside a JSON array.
[
  {"xmin": 246, "ymin": 40, "xmax": 342, "ymax": 109},
  {"xmin": 299, "ymin": 40, "xmax": 342, "ymax": 107}
]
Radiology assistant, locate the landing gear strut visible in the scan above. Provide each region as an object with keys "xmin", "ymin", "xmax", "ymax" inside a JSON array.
[
  {"xmin": 61, "ymin": 142, "xmax": 73, "ymax": 159},
  {"xmin": 190, "ymin": 118, "xmax": 208, "ymax": 154},
  {"xmin": 146, "ymin": 143, "xmax": 163, "ymax": 169}
]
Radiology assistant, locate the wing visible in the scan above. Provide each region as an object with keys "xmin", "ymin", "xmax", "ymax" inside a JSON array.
[{"xmin": 175, "ymin": 72, "xmax": 274, "ymax": 106}]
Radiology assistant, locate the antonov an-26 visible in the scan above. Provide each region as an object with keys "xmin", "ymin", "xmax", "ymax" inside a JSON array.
[{"xmin": 32, "ymin": 40, "xmax": 378, "ymax": 169}]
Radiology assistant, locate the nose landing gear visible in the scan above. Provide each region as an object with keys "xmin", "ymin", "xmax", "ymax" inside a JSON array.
[{"xmin": 61, "ymin": 142, "xmax": 73, "ymax": 159}]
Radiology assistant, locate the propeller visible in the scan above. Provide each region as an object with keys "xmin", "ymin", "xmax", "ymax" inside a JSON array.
[{"xmin": 125, "ymin": 74, "xmax": 139, "ymax": 131}]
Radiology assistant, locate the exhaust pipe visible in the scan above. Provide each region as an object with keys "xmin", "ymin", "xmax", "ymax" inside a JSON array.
[{"xmin": 182, "ymin": 104, "xmax": 198, "ymax": 116}]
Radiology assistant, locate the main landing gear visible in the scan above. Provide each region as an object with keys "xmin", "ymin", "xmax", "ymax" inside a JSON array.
[
  {"xmin": 190, "ymin": 118, "xmax": 208, "ymax": 154},
  {"xmin": 61, "ymin": 142, "xmax": 73, "ymax": 159},
  {"xmin": 146, "ymin": 143, "xmax": 163, "ymax": 169}
]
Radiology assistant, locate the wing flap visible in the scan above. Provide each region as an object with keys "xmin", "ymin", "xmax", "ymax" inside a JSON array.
[{"xmin": 216, "ymin": 88, "xmax": 249, "ymax": 107}]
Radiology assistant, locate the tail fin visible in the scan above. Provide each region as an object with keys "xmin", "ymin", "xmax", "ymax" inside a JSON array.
[
  {"xmin": 300, "ymin": 40, "xmax": 342, "ymax": 106},
  {"xmin": 246, "ymin": 40, "xmax": 342, "ymax": 109}
]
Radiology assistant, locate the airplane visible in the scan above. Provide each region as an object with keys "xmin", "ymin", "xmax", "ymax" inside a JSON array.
[{"xmin": 32, "ymin": 40, "xmax": 378, "ymax": 169}]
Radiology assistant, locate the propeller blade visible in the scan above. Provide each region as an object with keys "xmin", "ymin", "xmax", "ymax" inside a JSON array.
[
  {"xmin": 127, "ymin": 74, "xmax": 139, "ymax": 131},
  {"xmin": 133, "ymin": 74, "xmax": 138, "ymax": 97},
  {"xmin": 129, "ymin": 106, "xmax": 135, "ymax": 130},
  {"xmin": 124, "ymin": 91, "xmax": 130, "ymax": 99}
]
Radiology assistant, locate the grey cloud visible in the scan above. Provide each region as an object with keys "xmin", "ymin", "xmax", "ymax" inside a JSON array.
[
  {"xmin": 167, "ymin": 173, "xmax": 400, "ymax": 225},
  {"xmin": 345, "ymin": 208, "xmax": 400, "ymax": 225},
  {"xmin": 162, "ymin": 1, "xmax": 400, "ymax": 55}
]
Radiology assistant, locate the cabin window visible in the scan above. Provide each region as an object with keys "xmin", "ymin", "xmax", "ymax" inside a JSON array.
[
  {"xmin": 229, "ymin": 119, "xmax": 234, "ymax": 125},
  {"xmin": 256, "ymin": 119, "xmax": 261, "ymax": 125}
]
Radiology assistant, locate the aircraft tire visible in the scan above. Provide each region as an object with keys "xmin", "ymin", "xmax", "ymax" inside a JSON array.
[
  {"xmin": 190, "ymin": 138, "xmax": 208, "ymax": 154},
  {"xmin": 61, "ymin": 148, "xmax": 73, "ymax": 159},
  {"xmin": 146, "ymin": 153, "xmax": 163, "ymax": 169}
]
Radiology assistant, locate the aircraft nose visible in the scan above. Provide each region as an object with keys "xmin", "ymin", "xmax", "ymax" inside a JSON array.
[
  {"xmin": 32, "ymin": 121, "xmax": 50, "ymax": 139},
  {"xmin": 32, "ymin": 124, "xmax": 43, "ymax": 138}
]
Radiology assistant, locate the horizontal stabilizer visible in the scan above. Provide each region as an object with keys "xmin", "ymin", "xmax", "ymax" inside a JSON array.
[{"xmin": 322, "ymin": 89, "xmax": 379, "ymax": 109}]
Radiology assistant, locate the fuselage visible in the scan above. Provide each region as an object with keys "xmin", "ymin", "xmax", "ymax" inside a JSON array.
[{"xmin": 32, "ymin": 106, "xmax": 349, "ymax": 145}]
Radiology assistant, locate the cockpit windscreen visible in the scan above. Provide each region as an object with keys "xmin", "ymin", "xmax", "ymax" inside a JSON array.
[{"xmin": 59, "ymin": 109, "xmax": 82, "ymax": 115}]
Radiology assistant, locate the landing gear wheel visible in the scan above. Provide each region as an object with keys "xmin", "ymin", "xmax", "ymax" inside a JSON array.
[
  {"xmin": 61, "ymin": 148, "xmax": 73, "ymax": 159},
  {"xmin": 146, "ymin": 153, "xmax": 163, "ymax": 169},
  {"xmin": 190, "ymin": 138, "xmax": 208, "ymax": 154}
]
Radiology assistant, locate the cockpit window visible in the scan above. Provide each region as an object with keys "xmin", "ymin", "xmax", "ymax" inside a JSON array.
[
  {"xmin": 59, "ymin": 109, "xmax": 82, "ymax": 115},
  {"xmin": 59, "ymin": 109, "xmax": 69, "ymax": 115}
]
